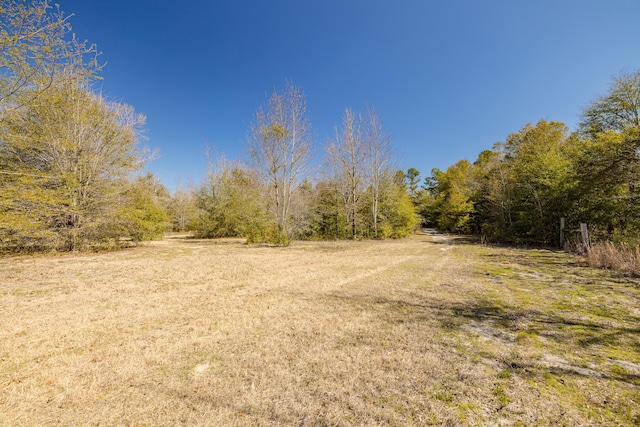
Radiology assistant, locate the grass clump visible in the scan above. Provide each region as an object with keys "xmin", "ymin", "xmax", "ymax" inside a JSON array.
[{"xmin": 586, "ymin": 241, "xmax": 640, "ymax": 276}]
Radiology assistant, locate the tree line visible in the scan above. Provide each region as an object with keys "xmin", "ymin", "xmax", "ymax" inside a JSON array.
[
  {"xmin": 5, "ymin": 1, "xmax": 636, "ymax": 252},
  {"xmin": 0, "ymin": 1, "xmax": 418, "ymax": 252},
  {"xmin": 416, "ymin": 70, "xmax": 640, "ymax": 247},
  {"xmin": 186, "ymin": 83, "xmax": 419, "ymax": 245}
]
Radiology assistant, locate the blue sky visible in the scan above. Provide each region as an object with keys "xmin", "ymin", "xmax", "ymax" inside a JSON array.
[{"xmin": 61, "ymin": 0, "xmax": 640, "ymax": 191}]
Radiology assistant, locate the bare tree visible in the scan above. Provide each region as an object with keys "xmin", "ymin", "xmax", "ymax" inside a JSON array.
[
  {"xmin": 326, "ymin": 108, "xmax": 367, "ymax": 238},
  {"xmin": 364, "ymin": 108, "xmax": 394, "ymax": 238},
  {"xmin": 325, "ymin": 108, "xmax": 396, "ymax": 239},
  {"xmin": 248, "ymin": 82, "xmax": 312, "ymax": 239},
  {"xmin": 169, "ymin": 184, "xmax": 197, "ymax": 232}
]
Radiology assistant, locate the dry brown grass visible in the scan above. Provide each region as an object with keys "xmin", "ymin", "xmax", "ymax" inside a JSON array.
[
  {"xmin": 587, "ymin": 241, "xmax": 640, "ymax": 276},
  {"xmin": 1, "ymin": 232, "xmax": 638, "ymax": 425}
]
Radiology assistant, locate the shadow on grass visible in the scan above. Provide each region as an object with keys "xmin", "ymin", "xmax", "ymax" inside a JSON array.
[
  {"xmin": 420, "ymin": 228, "xmax": 480, "ymax": 245},
  {"xmin": 447, "ymin": 297, "xmax": 639, "ymax": 341},
  {"xmin": 328, "ymin": 291, "xmax": 640, "ymax": 385},
  {"xmin": 479, "ymin": 243, "xmax": 640, "ymax": 286},
  {"xmin": 481, "ymin": 250, "xmax": 571, "ymax": 268},
  {"xmin": 446, "ymin": 298, "xmax": 639, "ymax": 384},
  {"xmin": 425, "ymin": 238, "xmax": 479, "ymax": 246},
  {"xmin": 178, "ymin": 238, "xmax": 246, "ymax": 246}
]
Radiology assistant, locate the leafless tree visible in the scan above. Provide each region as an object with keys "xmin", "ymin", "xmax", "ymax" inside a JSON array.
[
  {"xmin": 248, "ymin": 82, "xmax": 312, "ymax": 238},
  {"xmin": 364, "ymin": 108, "xmax": 394, "ymax": 238},
  {"xmin": 326, "ymin": 108, "xmax": 395, "ymax": 239},
  {"xmin": 326, "ymin": 108, "xmax": 367, "ymax": 238}
]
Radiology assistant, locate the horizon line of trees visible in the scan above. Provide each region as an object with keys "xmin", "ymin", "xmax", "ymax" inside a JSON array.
[
  {"xmin": 416, "ymin": 70, "xmax": 640, "ymax": 247},
  {"xmin": 187, "ymin": 88, "xmax": 420, "ymax": 245},
  {"xmin": 3, "ymin": 1, "xmax": 638, "ymax": 252},
  {"xmin": 0, "ymin": 1, "xmax": 419, "ymax": 252}
]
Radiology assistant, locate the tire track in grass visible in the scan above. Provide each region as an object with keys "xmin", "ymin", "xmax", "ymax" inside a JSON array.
[{"xmin": 334, "ymin": 256, "xmax": 417, "ymax": 288}]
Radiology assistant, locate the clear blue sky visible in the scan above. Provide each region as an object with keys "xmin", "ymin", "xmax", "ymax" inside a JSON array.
[{"xmin": 61, "ymin": 0, "xmax": 640, "ymax": 191}]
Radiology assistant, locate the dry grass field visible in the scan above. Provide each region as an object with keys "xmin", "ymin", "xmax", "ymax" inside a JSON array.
[{"xmin": 1, "ymin": 231, "xmax": 638, "ymax": 426}]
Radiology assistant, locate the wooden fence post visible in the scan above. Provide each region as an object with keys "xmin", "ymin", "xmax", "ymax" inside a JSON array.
[
  {"xmin": 560, "ymin": 217, "xmax": 565, "ymax": 248},
  {"xmin": 580, "ymin": 223, "xmax": 590, "ymax": 249}
]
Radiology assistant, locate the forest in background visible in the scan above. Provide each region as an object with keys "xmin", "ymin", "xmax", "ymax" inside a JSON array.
[
  {"xmin": 416, "ymin": 70, "xmax": 639, "ymax": 250},
  {"xmin": 1, "ymin": 0, "xmax": 638, "ymax": 264},
  {"xmin": 412, "ymin": 70, "xmax": 640, "ymax": 274},
  {"xmin": 0, "ymin": 0, "xmax": 418, "ymax": 252}
]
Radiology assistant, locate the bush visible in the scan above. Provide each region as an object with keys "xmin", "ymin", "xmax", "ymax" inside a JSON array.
[{"xmin": 246, "ymin": 223, "xmax": 289, "ymax": 246}]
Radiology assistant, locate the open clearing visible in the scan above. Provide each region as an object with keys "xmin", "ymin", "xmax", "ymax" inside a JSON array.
[{"xmin": 1, "ymin": 231, "xmax": 638, "ymax": 426}]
